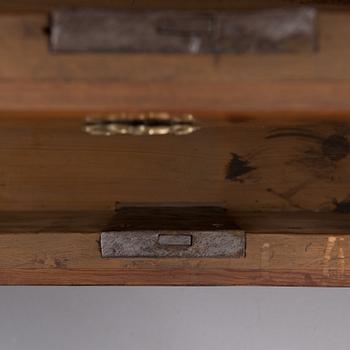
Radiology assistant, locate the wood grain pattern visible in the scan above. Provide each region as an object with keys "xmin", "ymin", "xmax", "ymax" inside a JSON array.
[
  {"xmin": 0, "ymin": 232, "xmax": 349, "ymax": 286},
  {"xmin": 0, "ymin": 117, "xmax": 349, "ymax": 216},
  {"xmin": 3, "ymin": 81, "xmax": 350, "ymax": 114}
]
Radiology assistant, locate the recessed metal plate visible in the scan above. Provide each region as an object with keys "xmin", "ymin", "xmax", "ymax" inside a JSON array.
[
  {"xmin": 101, "ymin": 230, "xmax": 245, "ymax": 258},
  {"xmin": 51, "ymin": 8, "xmax": 317, "ymax": 53}
]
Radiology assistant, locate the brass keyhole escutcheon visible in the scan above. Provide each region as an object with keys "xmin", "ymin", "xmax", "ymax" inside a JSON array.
[{"xmin": 84, "ymin": 112, "xmax": 199, "ymax": 136}]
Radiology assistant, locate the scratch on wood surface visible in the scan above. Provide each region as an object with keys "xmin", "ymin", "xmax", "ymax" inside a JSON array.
[
  {"xmin": 304, "ymin": 242, "xmax": 312, "ymax": 252},
  {"xmin": 261, "ymin": 242, "xmax": 273, "ymax": 279},
  {"xmin": 266, "ymin": 128, "xmax": 350, "ymax": 166},
  {"xmin": 322, "ymin": 236, "xmax": 346, "ymax": 278},
  {"xmin": 337, "ymin": 238, "xmax": 345, "ymax": 278},
  {"xmin": 323, "ymin": 236, "xmax": 336, "ymax": 277},
  {"xmin": 265, "ymin": 130, "xmax": 322, "ymax": 141},
  {"xmin": 266, "ymin": 187, "xmax": 305, "ymax": 210}
]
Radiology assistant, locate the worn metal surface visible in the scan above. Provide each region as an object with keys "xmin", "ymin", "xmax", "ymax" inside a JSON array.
[
  {"xmin": 158, "ymin": 234, "xmax": 192, "ymax": 246},
  {"xmin": 100, "ymin": 205, "xmax": 245, "ymax": 258},
  {"xmin": 51, "ymin": 8, "xmax": 317, "ymax": 53},
  {"xmin": 101, "ymin": 230, "xmax": 245, "ymax": 258}
]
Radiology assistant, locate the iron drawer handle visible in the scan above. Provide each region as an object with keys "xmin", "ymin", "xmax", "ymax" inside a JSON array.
[{"xmin": 84, "ymin": 112, "xmax": 199, "ymax": 136}]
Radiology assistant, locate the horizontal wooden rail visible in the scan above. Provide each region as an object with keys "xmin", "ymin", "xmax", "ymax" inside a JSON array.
[
  {"xmin": 0, "ymin": 12, "xmax": 348, "ymax": 115},
  {"xmin": 0, "ymin": 232, "xmax": 348, "ymax": 286}
]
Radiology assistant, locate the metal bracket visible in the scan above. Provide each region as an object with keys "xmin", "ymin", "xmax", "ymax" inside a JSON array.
[
  {"xmin": 50, "ymin": 8, "xmax": 317, "ymax": 54},
  {"xmin": 100, "ymin": 205, "xmax": 245, "ymax": 258}
]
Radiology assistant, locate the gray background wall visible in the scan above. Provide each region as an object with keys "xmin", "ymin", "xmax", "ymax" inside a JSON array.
[{"xmin": 0, "ymin": 287, "xmax": 348, "ymax": 350}]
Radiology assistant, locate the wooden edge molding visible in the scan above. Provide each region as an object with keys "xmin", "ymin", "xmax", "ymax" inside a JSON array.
[{"xmin": 0, "ymin": 268, "xmax": 346, "ymax": 286}]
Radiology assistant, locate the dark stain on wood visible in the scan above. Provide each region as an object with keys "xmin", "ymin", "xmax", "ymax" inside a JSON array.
[
  {"xmin": 292, "ymin": 148, "xmax": 336, "ymax": 188},
  {"xmin": 225, "ymin": 153, "xmax": 256, "ymax": 182},
  {"xmin": 267, "ymin": 128, "xmax": 349, "ymax": 163},
  {"xmin": 109, "ymin": 205, "xmax": 238, "ymax": 231},
  {"xmin": 266, "ymin": 129, "xmax": 350, "ymax": 190},
  {"xmin": 333, "ymin": 198, "xmax": 350, "ymax": 213},
  {"xmin": 322, "ymin": 134, "xmax": 350, "ymax": 161},
  {"xmin": 298, "ymin": 134, "xmax": 349, "ymax": 184}
]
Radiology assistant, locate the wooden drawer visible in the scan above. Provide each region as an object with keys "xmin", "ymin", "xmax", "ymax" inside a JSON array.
[{"xmin": 1, "ymin": 1, "xmax": 350, "ymax": 286}]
